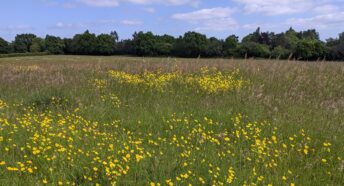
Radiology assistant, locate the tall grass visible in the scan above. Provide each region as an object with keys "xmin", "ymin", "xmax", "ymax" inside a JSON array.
[{"xmin": 0, "ymin": 56, "xmax": 343, "ymax": 185}]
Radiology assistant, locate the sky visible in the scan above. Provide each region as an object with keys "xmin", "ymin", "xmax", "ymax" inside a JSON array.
[{"xmin": 1, "ymin": 0, "xmax": 344, "ymax": 41}]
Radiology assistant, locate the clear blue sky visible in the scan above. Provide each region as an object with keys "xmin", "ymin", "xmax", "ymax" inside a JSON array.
[{"xmin": 1, "ymin": 0, "xmax": 343, "ymax": 41}]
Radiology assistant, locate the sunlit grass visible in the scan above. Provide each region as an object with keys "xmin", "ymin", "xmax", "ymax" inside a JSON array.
[{"xmin": 0, "ymin": 56, "xmax": 343, "ymax": 185}]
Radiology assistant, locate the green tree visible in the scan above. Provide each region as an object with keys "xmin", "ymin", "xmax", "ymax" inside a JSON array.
[
  {"xmin": 116, "ymin": 39, "xmax": 135, "ymax": 55},
  {"xmin": 236, "ymin": 42, "xmax": 271, "ymax": 58},
  {"xmin": 295, "ymin": 39, "xmax": 326, "ymax": 60},
  {"xmin": 272, "ymin": 28, "xmax": 299, "ymax": 51},
  {"xmin": 0, "ymin": 37, "xmax": 10, "ymax": 54},
  {"xmin": 45, "ymin": 35, "xmax": 65, "ymax": 54},
  {"xmin": 271, "ymin": 46, "xmax": 292, "ymax": 59},
  {"xmin": 96, "ymin": 34, "xmax": 116, "ymax": 55},
  {"xmin": 154, "ymin": 35, "xmax": 175, "ymax": 56},
  {"xmin": 63, "ymin": 38, "xmax": 73, "ymax": 54},
  {"xmin": 132, "ymin": 31, "xmax": 157, "ymax": 56},
  {"xmin": 326, "ymin": 32, "xmax": 344, "ymax": 60},
  {"xmin": 110, "ymin": 31, "xmax": 119, "ymax": 42},
  {"xmin": 29, "ymin": 38, "xmax": 45, "ymax": 53},
  {"xmin": 298, "ymin": 29, "xmax": 319, "ymax": 40},
  {"xmin": 204, "ymin": 37, "xmax": 223, "ymax": 57},
  {"xmin": 223, "ymin": 35, "xmax": 238, "ymax": 57},
  {"xmin": 328, "ymin": 43, "xmax": 344, "ymax": 60},
  {"xmin": 14, "ymin": 34, "xmax": 37, "ymax": 53},
  {"xmin": 174, "ymin": 32, "xmax": 207, "ymax": 57},
  {"xmin": 71, "ymin": 30, "xmax": 98, "ymax": 55},
  {"xmin": 259, "ymin": 31, "xmax": 275, "ymax": 46},
  {"xmin": 242, "ymin": 27, "xmax": 261, "ymax": 43}
]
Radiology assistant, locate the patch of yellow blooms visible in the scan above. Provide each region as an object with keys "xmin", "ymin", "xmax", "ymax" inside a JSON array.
[
  {"xmin": 108, "ymin": 67, "xmax": 246, "ymax": 94},
  {"xmin": 12, "ymin": 65, "xmax": 40, "ymax": 73},
  {"xmin": 0, "ymin": 68, "xmax": 341, "ymax": 185},
  {"xmin": 0, "ymin": 104, "xmax": 145, "ymax": 185},
  {"xmin": 0, "ymin": 99, "xmax": 8, "ymax": 109}
]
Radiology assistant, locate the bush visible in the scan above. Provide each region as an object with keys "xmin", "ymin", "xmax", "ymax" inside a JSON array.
[
  {"xmin": 271, "ymin": 46, "xmax": 292, "ymax": 59},
  {"xmin": 236, "ymin": 42, "xmax": 271, "ymax": 58}
]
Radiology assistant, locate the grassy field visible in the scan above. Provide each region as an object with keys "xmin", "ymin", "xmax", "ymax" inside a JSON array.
[{"xmin": 0, "ymin": 55, "xmax": 343, "ymax": 186}]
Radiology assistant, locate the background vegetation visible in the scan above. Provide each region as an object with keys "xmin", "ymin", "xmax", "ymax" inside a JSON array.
[{"xmin": 0, "ymin": 28, "xmax": 344, "ymax": 60}]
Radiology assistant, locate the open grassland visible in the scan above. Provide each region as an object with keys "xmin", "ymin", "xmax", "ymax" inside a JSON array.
[{"xmin": 0, "ymin": 56, "xmax": 343, "ymax": 186}]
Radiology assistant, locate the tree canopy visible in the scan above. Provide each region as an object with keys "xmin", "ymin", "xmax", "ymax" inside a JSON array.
[
  {"xmin": 0, "ymin": 37, "xmax": 9, "ymax": 54},
  {"xmin": 1, "ymin": 28, "xmax": 344, "ymax": 61},
  {"xmin": 13, "ymin": 34, "xmax": 37, "ymax": 53}
]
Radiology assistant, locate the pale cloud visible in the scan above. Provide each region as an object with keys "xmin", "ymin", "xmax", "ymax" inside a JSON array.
[
  {"xmin": 143, "ymin": 7, "xmax": 156, "ymax": 13},
  {"xmin": 95, "ymin": 20, "xmax": 117, "ymax": 25},
  {"xmin": 286, "ymin": 12, "xmax": 344, "ymax": 28},
  {"xmin": 77, "ymin": 0, "xmax": 119, "ymax": 7},
  {"xmin": 313, "ymin": 4, "xmax": 340, "ymax": 14},
  {"xmin": 195, "ymin": 18, "xmax": 238, "ymax": 31},
  {"xmin": 125, "ymin": 0, "xmax": 199, "ymax": 6},
  {"xmin": 121, "ymin": 20, "xmax": 144, "ymax": 25},
  {"xmin": 241, "ymin": 5, "xmax": 344, "ymax": 33},
  {"xmin": 232, "ymin": 0, "xmax": 344, "ymax": 32},
  {"xmin": 63, "ymin": 2, "xmax": 78, "ymax": 8},
  {"xmin": 49, "ymin": 20, "xmax": 119, "ymax": 30},
  {"xmin": 172, "ymin": 8, "xmax": 238, "ymax": 31},
  {"xmin": 77, "ymin": 0, "xmax": 199, "ymax": 7},
  {"xmin": 50, "ymin": 22, "xmax": 86, "ymax": 29},
  {"xmin": 284, "ymin": 2, "xmax": 344, "ymax": 29},
  {"xmin": 40, "ymin": 0, "xmax": 59, "ymax": 7},
  {"xmin": 0, "ymin": 25, "xmax": 33, "ymax": 32},
  {"xmin": 172, "ymin": 7, "xmax": 236, "ymax": 20},
  {"xmin": 233, "ymin": 0, "xmax": 325, "ymax": 15}
]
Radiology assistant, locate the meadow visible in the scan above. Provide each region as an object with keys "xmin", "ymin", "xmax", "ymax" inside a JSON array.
[{"xmin": 0, "ymin": 55, "xmax": 343, "ymax": 186}]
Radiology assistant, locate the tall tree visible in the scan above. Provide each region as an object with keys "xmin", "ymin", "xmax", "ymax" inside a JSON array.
[
  {"xmin": 96, "ymin": 34, "xmax": 116, "ymax": 55},
  {"xmin": 155, "ymin": 34, "xmax": 175, "ymax": 56},
  {"xmin": 236, "ymin": 42, "xmax": 271, "ymax": 58},
  {"xmin": 14, "ymin": 34, "xmax": 37, "ymax": 53},
  {"xmin": 295, "ymin": 39, "xmax": 326, "ymax": 60},
  {"xmin": 271, "ymin": 46, "xmax": 292, "ymax": 59},
  {"xmin": 174, "ymin": 31, "xmax": 207, "ymax": 57},
  {"xmin": 272, "ymin": 28, "xmax": 299, "ymax": 50},
  {"xmin": 45, "ymin": 35, "xmax": 65, "ymax": 54},
  {"xmin": 110, "ymin": 31, "xmax": 119, "ymax": 42},
  {"xmin": 0, "ymin": 37, "xmax": 9, "ymax": 54},
  {"xmin": 70, "ymin": 30, "xmax": 98, "ymax": 55},
  {"xmin": 298, "ymin": 29, "xmax": 319, "ymax": 40},
  {"xmin": 116, "ymin": 39, "xmax": 135, "ymax": 55},
  {"xmin": 132, "ymin": 31, "xmax": 156, "ymax": 56},
  {"xmin": 224, "ymin": 35, "xmax": 239, "ymax": 57},
  {"xmin": 242, "ymin": 27, "xmax": 261, "ymax": 43},
  {"xmin": 204, "ymin": 37, "xmax": 223, "ymax": 57},
  {"xmin": 63, "ymin": 38, "xmax": 73, "ymax": 54},
  {"xmin": 30, "ymin": 37, "xmax": 45, "ymax": 53},
  {"xmin": 326, "ymin": 32, "xmax": 344, "ymax": 60}
]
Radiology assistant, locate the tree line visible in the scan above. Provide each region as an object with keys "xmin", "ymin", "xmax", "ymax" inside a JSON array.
[{"xmin": 0, "ymin": 28, "xmax": 343, "ymax": 60}]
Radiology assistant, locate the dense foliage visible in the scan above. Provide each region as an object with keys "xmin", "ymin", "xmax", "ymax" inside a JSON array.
[{"xmin": 1, "ymin": 28, "xmax": 344, "ymax": 60}]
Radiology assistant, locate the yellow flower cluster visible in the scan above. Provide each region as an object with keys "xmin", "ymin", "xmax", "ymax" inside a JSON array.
[
  {"xmin": 92, "ymin": 78, "xmax": 122, "ymax": 109},
  {"xmin": 143, "ymin": 114, "xmax": 340, "ymax": 185},
  {"xmin": 0, "ymin": 106, "xmax": 145, "ymax": 185},
  {"xmin": 142, "ymin": 71, "xmax": 179, "ymax": 91},
  {"xmin": 92, "ymin": 79, "xmax": 108, "ymax": 89},
  {"xmin": 101, "ymin": 93, "xmax": 122, "ymax": 108},
  {"xmin": 108, "ymin": 71, "xmax": 143, "ymax": 85},
  {"xmin": 0, "ymin": 99, "xmax": 7, "ymax": 109},
  {"xmin": 187, "ymin": 67, "xmax": 245, "ymax": 94},
  {"xmin": 109, "ymin": 70, "xmax": 179, "ymax": 92},
  {"xmin": 12, "ymin": 65, "xmax": 40, "ymax": 73},
  {"xmin": 108, "ymin": 67, "xmax": 246, "ymax": 94},
  {"xmin": 0, "ymin": 99, "xmax": 341, "ymax": 185}
]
